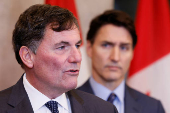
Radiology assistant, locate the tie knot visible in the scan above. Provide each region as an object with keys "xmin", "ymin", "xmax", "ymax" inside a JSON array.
[
  {"xmin": 45, "ymin": 101, "xmax": 59, "ymax": 113},
  {"xmin": 107, "ymin": 93, "xmax": 116, "ymax": 103}
]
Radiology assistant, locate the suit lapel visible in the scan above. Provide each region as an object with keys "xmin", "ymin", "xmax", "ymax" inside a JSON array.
[
  {"xmin": 7, "ymin": 76, "xmax": 34, "ymax": 113},
  {"xmin": 67, "ymin": 89, "xmax": 86, "ymax": 113},
  {"xmin": 125, "ymin": 85, "xmax": 142, "ymax": 113}
]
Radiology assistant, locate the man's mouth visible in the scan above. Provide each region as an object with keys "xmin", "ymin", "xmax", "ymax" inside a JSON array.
[
  {"xmin": 105, "ymin": 65, "xmax": 122, "ymax": 71},
  {"xmin": 69, "ymin": 70, "xmax": 79, "ymax": 72},
  {"xmin": 65, "ymin": 69, "xmax": 79, "ymax": 75}
]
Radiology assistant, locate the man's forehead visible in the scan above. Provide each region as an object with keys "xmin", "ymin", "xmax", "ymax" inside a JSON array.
[
  {"xmin": 44, "ymin": 25, "xmax": 80, "ymax": 38},
  {"xmin": 95, "ymin": 24, "xmax": 133, "ymax": 41},
  {"xmin": 47, "ymin": 30, "xmax": 81, "ymax": 45}
]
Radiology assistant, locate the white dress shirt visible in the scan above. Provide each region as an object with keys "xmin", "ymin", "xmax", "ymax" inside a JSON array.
[
  {"xmin": 23, "ymin": 73, "xmax": 72, "ymax": 113},
  {"xmin": 89, "ymin": 76, "xmax": 125, "ymax": 113}
]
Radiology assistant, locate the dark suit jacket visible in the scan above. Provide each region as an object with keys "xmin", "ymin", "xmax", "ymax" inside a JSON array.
[
  {"xmin": 0, "ymin": 77, "xmax": 118, "ymax": 113},
  {"xmin": 77, "ymin": 79, "xmax": 165, "ymax": 113}
]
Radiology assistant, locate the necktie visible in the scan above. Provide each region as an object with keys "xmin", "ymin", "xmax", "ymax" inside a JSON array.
[
  {"xmin": 107, "ymin": 93, "xmax": 116, "ymax": 104},
  {"xmin": 45, "ymin": 101, "xmax": 59, "ymax": 113}
]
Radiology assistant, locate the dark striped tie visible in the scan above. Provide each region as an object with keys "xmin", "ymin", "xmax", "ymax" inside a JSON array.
[
  {"xmin": 107, "ymin": 93, "xmax": 116, "ymax": 103},
  {"xmin": 45, "ymin": 101, "xmax": 59, "ymax": 113}
]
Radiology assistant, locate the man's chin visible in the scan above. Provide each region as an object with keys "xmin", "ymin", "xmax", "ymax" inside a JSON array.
[
  {"xmin": 64, "ymin": 81, "xmax": 77, "ymax": 91},
  {"xmin": 104, "ymin": 74, "xmax": 123, "ymax": 82}
]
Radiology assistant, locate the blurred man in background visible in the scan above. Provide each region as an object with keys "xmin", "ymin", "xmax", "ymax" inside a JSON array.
[
  {"xmin": 0, "ymin": 4, "xmax": 118, "ymax": 113},
  {"xmin": 78, "ymin": 10, "xmax": 165, "ymax": 113}
]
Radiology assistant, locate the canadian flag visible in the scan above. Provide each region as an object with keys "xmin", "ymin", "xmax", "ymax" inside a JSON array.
[{"xmin": 128, "ymin": 0, "xmax": 170, "ymax": 112}]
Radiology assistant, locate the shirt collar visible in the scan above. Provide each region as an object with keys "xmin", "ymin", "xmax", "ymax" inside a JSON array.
[
  {"xmin": 90, "ymin": 76, "xmax": 110, "ymax": 100},
  {"xmin": 89, "ymin": 76, "xmax": 125, "ymax": 103},
  {"xmin": 52, "ymin": 93, "xmax": 69, "ymax": 112},
  {"xmin": 23, "ymin": 73, "xmax": 69, "ymax": 112}
]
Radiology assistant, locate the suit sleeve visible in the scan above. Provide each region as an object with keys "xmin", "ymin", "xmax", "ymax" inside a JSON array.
[{"xmin": 157, "ymin": 101, "xmax": 165, "ymax": 113}]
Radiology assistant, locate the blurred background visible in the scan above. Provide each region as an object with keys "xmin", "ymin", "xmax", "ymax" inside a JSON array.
[{"xmin": 0, "ymin": 0, "xmax": 169, "ymax": 112}]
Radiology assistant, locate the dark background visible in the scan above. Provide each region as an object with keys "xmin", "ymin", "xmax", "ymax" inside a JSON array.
[{"xmin": 114, "ymin": 0, "xmax": 170, "ymax": 20}]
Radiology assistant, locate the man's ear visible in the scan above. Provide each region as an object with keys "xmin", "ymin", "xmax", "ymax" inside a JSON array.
[
  {"xmin": 19, "ymin": 46, "xmax": 34, "ymax": 68},
  {"xmin": 86, "ymin": 41, "xmax": 93, "ymax": 58}
]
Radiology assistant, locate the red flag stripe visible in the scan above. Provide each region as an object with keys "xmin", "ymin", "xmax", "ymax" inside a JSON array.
[
  {"xmin": 46, "ymin": 0, "xmax": 78, "ymax": 18},
  {"xmin": 129, "ymin": 0, "xmax": 170, "ymax": 77}
]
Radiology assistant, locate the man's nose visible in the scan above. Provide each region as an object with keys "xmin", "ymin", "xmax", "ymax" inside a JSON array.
[
  {"xmin": 68, "ymin": 47, "xmax": 82, "ymax": 63},
  {"xmin": 109, "ymin": 47, "xmax": 120, "ymax": 62}
]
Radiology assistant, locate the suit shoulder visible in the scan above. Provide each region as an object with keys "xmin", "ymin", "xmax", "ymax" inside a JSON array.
[
  {"xmin": 0, "ymin": 86, "xmax": 13, "ymax": 97},
  {"xmin": 0, "ymin": 86, "xmax": 13, "ymax": 102},
  {"xmin": 128, "ymin": 86, "xmax": 159, "ymax": 102},
  {"xmin": 69, "ymin": 89, "xmax": 118, "ymax": 113},
  {"xmin": 127, "ymin": 86, "xmax": 165, "ymax": 112},
  {"xmin": 77, "ymin": 79, "xmax": 94, "ymax": 94}
]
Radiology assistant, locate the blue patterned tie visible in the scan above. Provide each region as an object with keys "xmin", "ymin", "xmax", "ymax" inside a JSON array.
[
  {"xmin": 107, "ymin": 93, "xmax": 116, "ymax": 104},
  {"xmin": 45, "ymin": 101, "xmax": 59, "ymax": 113}
]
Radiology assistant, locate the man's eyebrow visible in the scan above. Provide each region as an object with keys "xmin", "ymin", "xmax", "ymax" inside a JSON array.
[
  {"xmin": 101, "ymin": 41, "xmax": 132, "ymax": 46},
  {"xmin": 54, "ymin": 41, "xmax": 69, "ymax": 46},
  {"xmin": 101, "ymin": 41, "xmax": 114, "ymax": 45},
  {"xmin": 54, "ymin": 40, "xmax": 82, "ymax": 46},
  {"xmin": 120, "ymin": 43, "xmax": 132, "ymax": 46},
  {"xmin": 76, "ymin": 40, "xmax": 82, "ymax": 45}
]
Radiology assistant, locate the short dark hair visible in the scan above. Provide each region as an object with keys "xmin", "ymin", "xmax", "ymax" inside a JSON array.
[
  {"xmin": 87, "ymin": 10, "xmax": 137, "ymax": 48},
  {"xmin": 12, "ymin": 4, "xmax": 79, "ymax": 67}
]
